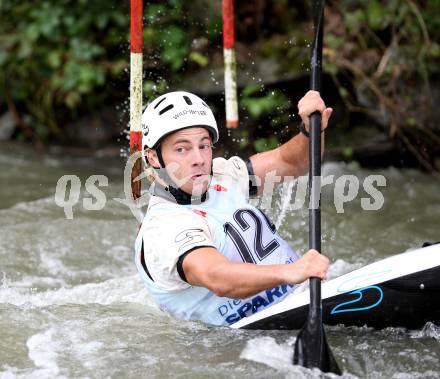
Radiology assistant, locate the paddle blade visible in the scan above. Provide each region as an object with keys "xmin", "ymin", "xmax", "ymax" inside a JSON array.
[{"xmin": 293, "ymin": 320, "xmax": 341, "ymax": 375}]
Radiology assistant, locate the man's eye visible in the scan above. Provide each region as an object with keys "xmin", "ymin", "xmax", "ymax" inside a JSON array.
[
  {"xmin": 176, "ymin": 147, "xmax": 186, "ymax": 153},
  {"xmin": 200, "ymin": 144, "xmax": 211, "ymax": 150}
]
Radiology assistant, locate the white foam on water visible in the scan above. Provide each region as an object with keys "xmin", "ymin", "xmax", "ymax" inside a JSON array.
[
  {"xmin": 0, "ymin": 275, "xmax": 155, "ymax": 309},
  {"xmin": 3, "ymin": 275, "xmax": 68, "ymax": 289},
  {"xmin": 56, "ymin": 320, "xmax": 104, "ymax": 371},
  {"xmin": 0, "ymin": 368, "xmax": 18, "ymax": 379},
  {"xmin": 0, "ymin": 366, "xmax": 30, "ymax": 379},
  {"xmin": 240, "ymin": 336, "xmax": 356, "ymax": 379},
  {"xmin": 26, "ymin": 328, "xmax": 66, "ymax": 379},
  {"xmin": 322, "ymin": 161, "xmax": 350, "ymax": 177},
  {"xmin": 328, "ymin": 259, "xmax": 362, "ymax": 280},
  {"xmin": 42, "ymin": 157, "xmax": 63, "ymax": 168},
  {"xmin": 21, "ymin": 321, "xmax": 104, "ymax": 379},
  {"xmin": 38, "ymin": 252, "xmax": 72, "ymax": 277},
  {"xmin": 391, "ymin": 372, "xmax": 440, "ymax": 379},
  {"xmin": 4, "ymin": 196, "xmax": 58, "ymax": 222},
  {"xmin": 0, "ymin": 196, "xmax": 58, "ymax": 229},
  {"xmin": 10, "ymin": 196, "xmax": 55, "ymax": 212},
  {"xmin": 410, "ymin": 322, "xmax": 440, "ymax": 342},
  {"xmin": 33, "ymin": 234, "xmax": 134, "ymax": 284},
  {"xmin": 240, "ymin": 336, "xmax": 297, "ymax": 374}
]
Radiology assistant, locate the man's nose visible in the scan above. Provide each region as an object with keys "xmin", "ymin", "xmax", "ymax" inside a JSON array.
[{"xmin": 191, "ymin": 148, "xmax": 205, "ymax": 166}]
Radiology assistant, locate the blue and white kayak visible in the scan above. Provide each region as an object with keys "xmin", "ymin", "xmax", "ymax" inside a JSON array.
[{"xmin": 230, "ymin": 243, "xmax": 440, "ymax": 330}]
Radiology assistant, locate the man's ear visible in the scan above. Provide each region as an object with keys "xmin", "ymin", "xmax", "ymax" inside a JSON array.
[{"xmin": 146, "ymin": 149, "xmax": 160, "ymax": 169}]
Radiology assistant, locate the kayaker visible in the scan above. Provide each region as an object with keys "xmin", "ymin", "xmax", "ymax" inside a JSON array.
[{"xmin": 135, "ymin": 90, "xmax": 333, "ymax": 325}]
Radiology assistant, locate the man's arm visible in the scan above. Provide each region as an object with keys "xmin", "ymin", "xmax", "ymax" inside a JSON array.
[
  {"xmin": 249, "ymin": 90, "xmax": 332, "ymax": 194},
  {"xmin": 181, "ymin": 247, "xmax": 329, "ymax": 299}
]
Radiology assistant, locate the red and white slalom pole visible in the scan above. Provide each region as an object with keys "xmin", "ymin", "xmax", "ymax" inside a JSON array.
[
  {"xmin": 130, "ymin": 0, "xmax": 143, "ymax": 200},
  {"xmin": 222, "ymin": 0, "xmax": 238, "ymax": 128}
]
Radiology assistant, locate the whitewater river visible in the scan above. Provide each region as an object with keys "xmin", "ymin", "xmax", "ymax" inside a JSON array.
[{"xmin": 0, "ymin": 142, "xmax": 439, "ymax": 378}]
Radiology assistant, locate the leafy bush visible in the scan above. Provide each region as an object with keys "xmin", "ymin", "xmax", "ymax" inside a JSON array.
[
  {"xmin": 324, "ymin": 0, "xmax": 440, "ymax": 170},
  {"xmin": 240, "ymin": 85, "xmax": 290, "ymax": 152},
  {"xmin": 0, "ymin": 0, "xmax": 217, "ymax": 141},
  {"xmin": 0, "ymin": 1, "xmax": 130, "ymax": 139},
  {"xmin": 0, "ymin": 0, "xmax": 439, "ymax": 171}
]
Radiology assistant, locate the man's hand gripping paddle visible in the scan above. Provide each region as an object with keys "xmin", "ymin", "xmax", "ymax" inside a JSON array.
[{"xmin": 292, "ymin": 1, "xmax": 342, "ymax": 374}]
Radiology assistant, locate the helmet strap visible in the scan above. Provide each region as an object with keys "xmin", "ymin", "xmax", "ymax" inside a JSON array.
[{"xmin": 156, "ymin": 145, "xmax": 166, "ymax": 168}]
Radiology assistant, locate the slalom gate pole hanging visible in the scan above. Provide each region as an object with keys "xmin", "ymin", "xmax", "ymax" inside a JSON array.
[
  {"xmin": 130, "ymin": 0, "xmax": 143, "ymax": 200},
  {"xmin": 222, "ymin": 0, "xmax": 239, "ymax": 128}
]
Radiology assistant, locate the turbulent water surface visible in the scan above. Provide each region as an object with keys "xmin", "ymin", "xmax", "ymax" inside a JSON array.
[{"xmin": 0, "ymin": 143, "xmax": 439, "ymax": 378}]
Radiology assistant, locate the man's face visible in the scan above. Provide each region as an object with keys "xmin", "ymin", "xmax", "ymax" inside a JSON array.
[{"xmin": 155, "ymin": 127, "xmax": 213, "ymax": 195}]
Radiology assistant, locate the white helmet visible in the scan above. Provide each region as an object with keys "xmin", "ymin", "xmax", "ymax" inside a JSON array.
[{"xmin": 141, "ymin": 91, "xmax": 219, "ymax": 152}]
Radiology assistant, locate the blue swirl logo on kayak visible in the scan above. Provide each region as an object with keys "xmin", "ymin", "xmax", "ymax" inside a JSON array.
[
  {"xmin": 330, "ymin": 269, "xmax": 391, "ymax": 315},
  {"xmin": 330, "ymin": 285, "xmax": 384, "ymax": 314}
]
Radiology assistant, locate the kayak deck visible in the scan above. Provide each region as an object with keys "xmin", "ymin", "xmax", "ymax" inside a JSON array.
[{"xmin": 231, "ymin": 244, "xmax": 440, "ymax": 330}]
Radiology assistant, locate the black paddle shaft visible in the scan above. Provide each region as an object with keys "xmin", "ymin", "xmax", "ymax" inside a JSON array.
[
  {"xmin": 308, "ymin": 0, "xmax": 324, "ymax": 312},
  {"xmin": 293, "ymin": 0, "xmax": 341, "ymax": 374}
]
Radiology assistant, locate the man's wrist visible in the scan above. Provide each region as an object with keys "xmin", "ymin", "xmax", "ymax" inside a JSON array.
[
  {"xmin": 299, "ymin": 121, "xmax": 325, "ymax": 138},
  {"xmin": 279, "ymin": 263, "xmax": 294, "ymax": 285},
  {"xmin": 298, "ymin": 121, "xmax": 310, "ymax": 137}
]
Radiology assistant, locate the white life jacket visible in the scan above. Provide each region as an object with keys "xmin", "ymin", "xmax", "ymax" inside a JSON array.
[{"xmin": 135, "ymin": 156, "xmax": 301, "ymax": 326}]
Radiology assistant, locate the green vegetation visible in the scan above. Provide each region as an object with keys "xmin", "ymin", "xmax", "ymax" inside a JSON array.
[
  {"xmin": 0, "ymin": 1, "xmax": 438, "ymax": 170},
  {"xmin": 0, "ymin": 1, "xmax": 129, "ymax": 140},
  {"xmin": 325, "ymin": 0, "xmax": 440, "ymax": 171},
  {"xmin": 0, "ymin": 0, "xmax": 217, "ymax": 142}
]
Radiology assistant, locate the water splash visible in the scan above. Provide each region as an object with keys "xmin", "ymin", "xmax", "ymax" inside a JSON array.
[
  {"xmin": 27, "ymin": 328, "xmax": 65, "ymax": 379},
  {"xmin": 410, "ymin": 322, "xmax": 440, "ymax": 342},
  {"xmin": 0, "ymin": 275, "xmax": 153, "ymax": 308},
  {"xmin": 275, "ymin": 180, "xmax": 295, "ymax": 230},
  {"xmin": 240, "ymin": 336, "xmax": 354, "ymax": 378}
]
